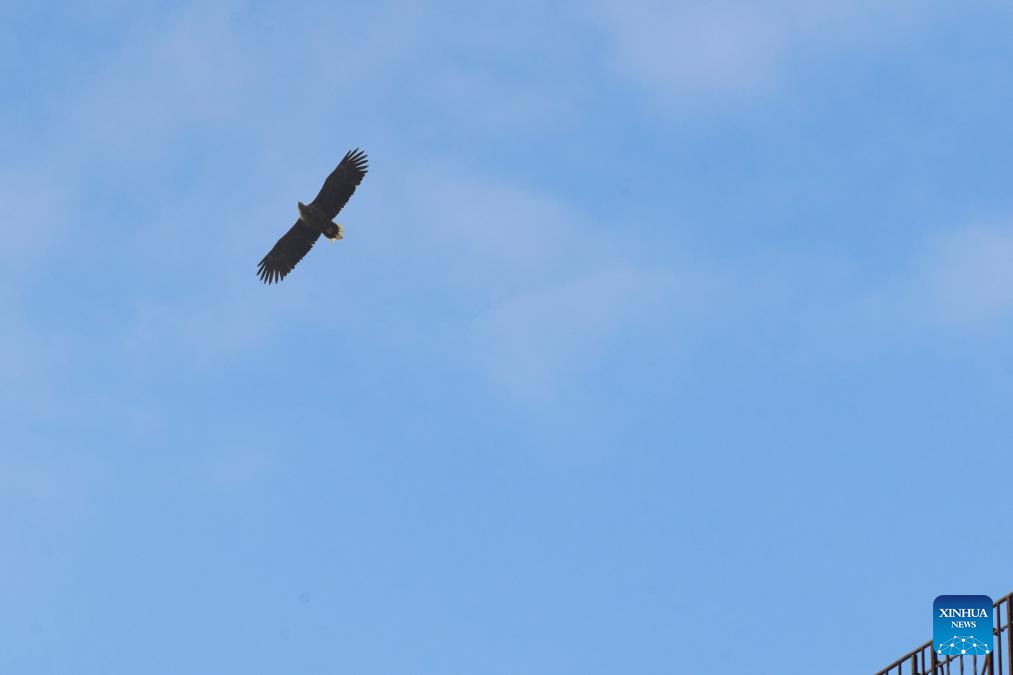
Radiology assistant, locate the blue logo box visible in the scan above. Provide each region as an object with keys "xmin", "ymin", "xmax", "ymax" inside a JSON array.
[{"xmin": 934, "ymin": 595, "xmax": 993, "ymax": 658}]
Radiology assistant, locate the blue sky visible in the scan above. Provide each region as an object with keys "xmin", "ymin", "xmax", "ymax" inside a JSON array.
[{"xmin": 3, "ymin": 1, "xmax": 1013, "ymax": 673}]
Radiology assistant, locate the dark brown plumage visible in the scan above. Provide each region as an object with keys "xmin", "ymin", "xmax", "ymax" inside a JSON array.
[{"xmin": 257, "ymin": 149, "xmax": 368, "ymax": 284}]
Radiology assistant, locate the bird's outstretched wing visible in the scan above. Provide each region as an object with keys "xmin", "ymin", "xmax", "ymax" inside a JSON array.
[
  {"xmin": 309, "ymin": 148, "xmax": 369, "ymax": 220},
  {"xmin": 257, "ymin": 219, "xmax": 321, "ymax": 284}
]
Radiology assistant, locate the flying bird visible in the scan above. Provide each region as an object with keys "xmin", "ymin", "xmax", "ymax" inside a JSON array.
[{"xmin": 257, "ymin": 148, "xmax": 368, "ymax": 284}]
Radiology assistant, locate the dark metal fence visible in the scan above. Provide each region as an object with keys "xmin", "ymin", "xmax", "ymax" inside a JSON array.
[{"xmin": 877, "ymin": 593, "xmax": 1013, "ymax": 675}]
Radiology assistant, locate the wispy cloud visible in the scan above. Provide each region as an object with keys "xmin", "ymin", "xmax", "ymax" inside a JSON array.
[
  {"xmin": 917, "ymin": 223, "xmax": 1013, "ymax": 330},
  {"xmin": 0, "ymin": 164, "xmax": 72, "ymax": 274},
  {"xmin": 378, "ymin": 163, "xmax": 592, "ymax": 299},
  {"xmin": 468, "ymin": 263, "xmax": 690, "ymax": 402},
  {"xmin": 587, "ymin": 0, "xmax": 925, "ymax": 104},
  {"xmin": 770, "ymin": 220, "xmax": 1013, "ymax": 361},
  {"xmin": 66, "ymin": 3, "xmax": 248, "ymax": 157},
  {"xmin": 0, "ymin": 0, "xmax": 964, "ymax": 418},
  {"xmin": 371, "ymin": 160, "xmax": 723, "ymax": 402}
]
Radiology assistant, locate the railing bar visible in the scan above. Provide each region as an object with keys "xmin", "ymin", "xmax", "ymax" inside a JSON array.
[
  {"xmin": 992, "ymin": 600, "xmax": 1000, "ymax": 675},
  {"xmin": 1008, "ymin": 599, "xmax": 1013, "ymax": 675},
  {"xmin": 998, "ymin": 599, "xmax": 1004, "ymax": 675}
]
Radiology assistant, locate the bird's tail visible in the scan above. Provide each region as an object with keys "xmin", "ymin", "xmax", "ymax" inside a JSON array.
[{"xmin": 324, "ymin": 222, "xmax": 343, "ymax": 240}]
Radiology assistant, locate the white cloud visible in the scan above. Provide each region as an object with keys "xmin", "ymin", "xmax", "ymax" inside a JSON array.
[
  {"xmin": 594, "ymin": 2, "xmax": 783, "ymax": 100},
  {"xmin": 0, "ymin": 164, "xmax": 72, "ymax": 273},
  {"xmin": 67, "ymin": 3, "xmax": 248, "ymax": 156},
  {"xmin": 119, "ymin": 290, "xmax": 300, "ymax": 371},
  {"xmin": 382, "ymin": 164, "xmax": 590, "ymax": 297},
  {"xmin": 916, "ymin": 223, "xmax": 1013, "ymax": 329},
  {"xmin": 783, "ymin": 220, "xmax": 1013, "ymax": 363},
  {"xmin": 588, "ymin": 0, "xmax": 924, "ymax": 103},
  {"xmin": 339, "ymin": 158, "xmax": 721, "ymax": 402},
  {"xmin": 426, "ymin": 66, "xmax": 575, "ymax": 131},
  {"xmin": 468, "ymin": 263, "xmax": 687, "ymax": 402}
]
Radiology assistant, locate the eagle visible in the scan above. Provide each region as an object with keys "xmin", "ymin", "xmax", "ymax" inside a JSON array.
[{"xmin": 257, "ymin": 148, "xmax": 368, "ymax": 284}]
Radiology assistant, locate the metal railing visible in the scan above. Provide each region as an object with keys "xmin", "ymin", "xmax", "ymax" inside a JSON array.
[{"xmin": 877, "ymin": 592, "xmax": 1013, "ymax": 675}]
